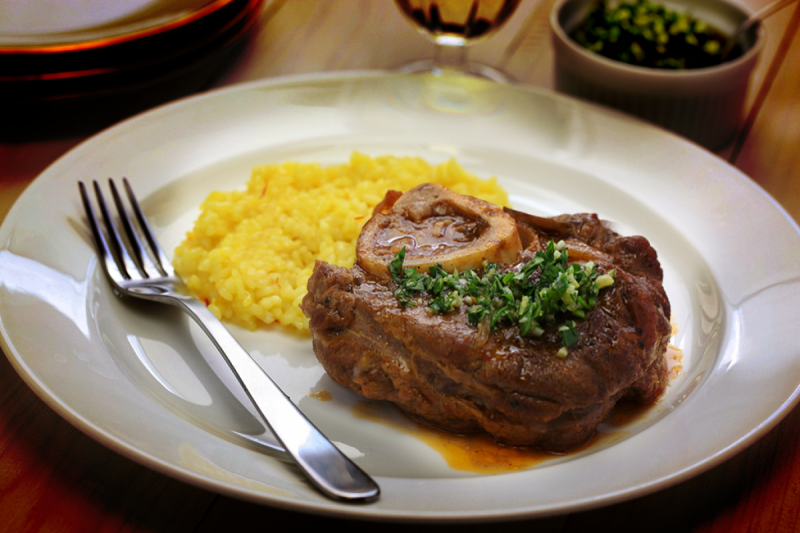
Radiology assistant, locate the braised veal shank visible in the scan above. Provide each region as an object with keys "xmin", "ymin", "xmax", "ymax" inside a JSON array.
[{"xmin": 301, "ymin": 184, "xmax": 671, "ymax": 452}]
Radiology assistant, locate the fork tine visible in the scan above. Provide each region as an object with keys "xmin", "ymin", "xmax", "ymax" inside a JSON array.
[
  {"xmin": 92, "ymin": 180, "xmax": 143, "ymax": 281},
  {"xmin": 123, "ymin": 177, "xmax": 175, "ymax": 278},
  {"xmin": 79, "ymin": 181, "xmax": 128, "ymax": 285},
  {"xmin": 109, "ymin": 179, "xmax": 162, "ymax": 279}
]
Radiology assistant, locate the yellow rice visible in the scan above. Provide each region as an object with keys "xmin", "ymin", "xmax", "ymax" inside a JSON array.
[{"xmin": 172, "ymin": 152, "xmax": 509, "ymax": 332}]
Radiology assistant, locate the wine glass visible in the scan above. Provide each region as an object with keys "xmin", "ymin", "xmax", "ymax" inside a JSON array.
[{"xmin": 395, "ymin": 0, "xmax": 522, "ymax": 83}]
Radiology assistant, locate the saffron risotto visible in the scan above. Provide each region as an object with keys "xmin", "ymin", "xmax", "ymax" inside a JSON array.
[{"xmin": 172, "ymin": 152, "xmax": 509, "ymax": 331}]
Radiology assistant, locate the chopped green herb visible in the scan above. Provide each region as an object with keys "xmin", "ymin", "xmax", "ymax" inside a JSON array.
[
  {"xmin": 558, "ymin": 320, "xmax": 579, "ymax": 348},
  {"xmin": 569, "ymin": 0, "xmax": 734, "ymax": 69},
  {"xmin": 389, "ymin": 240, "xmax": 615, "ymax": 352}
]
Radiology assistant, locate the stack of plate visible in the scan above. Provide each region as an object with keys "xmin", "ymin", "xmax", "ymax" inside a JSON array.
[{"xmin": 1, "ymin": 0, "xmax": 264, "ymax": 139}]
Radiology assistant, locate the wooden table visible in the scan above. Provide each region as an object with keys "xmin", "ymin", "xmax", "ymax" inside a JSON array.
[{"xmin": 2, "ymin": 1, "xmax": 799, "ymax": 530}]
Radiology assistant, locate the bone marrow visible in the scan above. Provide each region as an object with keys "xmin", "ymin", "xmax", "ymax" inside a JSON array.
[{"xmin": 356, "ymin": 183, "xmax": 522, "ymax": 280}]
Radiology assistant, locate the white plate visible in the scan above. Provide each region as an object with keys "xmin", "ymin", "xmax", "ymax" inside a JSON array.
[{"xmin": 2, "ymin": 72, "xmax": 800, "ymax": 521}]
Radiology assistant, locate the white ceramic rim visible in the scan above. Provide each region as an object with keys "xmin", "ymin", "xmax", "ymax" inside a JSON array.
[
  {"xmin": 0, "ymin": 0, "xmax": 237, "ymax": 51},
  {"xmin": 550, "ymin": 0, "xmax": 765, "ymax": 80}
]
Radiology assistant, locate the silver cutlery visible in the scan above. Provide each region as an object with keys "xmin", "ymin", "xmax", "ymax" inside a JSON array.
[
  {"xmin": 79, "ymin": 178, "xmax": 380, "ymax": 503},
  {"xmin": 723, "ymin": 0, "xmax": 797, "ymax": 60}
]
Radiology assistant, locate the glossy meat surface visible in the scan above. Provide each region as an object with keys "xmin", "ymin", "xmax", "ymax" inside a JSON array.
[{"xmin": 301, "ymin": 188, "xmax": 671, "ymax": 452}]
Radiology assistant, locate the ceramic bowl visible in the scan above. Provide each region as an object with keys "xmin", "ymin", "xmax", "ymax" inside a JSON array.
[{"xmin": 550, "ymin": 0, "xmax": 764, "ymax": 150}]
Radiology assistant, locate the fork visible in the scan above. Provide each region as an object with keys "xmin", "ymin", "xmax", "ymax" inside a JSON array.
[{"xmin": 79, "ymin": 178, "xmax": 380, "ymax": 502}]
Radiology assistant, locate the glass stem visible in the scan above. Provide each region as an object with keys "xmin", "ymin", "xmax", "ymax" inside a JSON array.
[{"xmin": 433, "ymin": 43, "xmax": 468, "ymax": 75}]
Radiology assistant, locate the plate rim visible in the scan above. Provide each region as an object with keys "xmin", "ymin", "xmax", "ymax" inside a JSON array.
[{"xmin": 0, "ymin": 0, "xmax": 241, "ymax": 52}]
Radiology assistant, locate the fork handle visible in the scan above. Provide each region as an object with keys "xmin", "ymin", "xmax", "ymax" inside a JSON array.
[{"xmin": 174, "ymin": 296, "xmax": 380, "ymax": 502}]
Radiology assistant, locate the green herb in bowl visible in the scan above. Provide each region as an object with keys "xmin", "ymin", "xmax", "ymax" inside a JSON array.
[{"xmin": 570, "ymin": 0, "xmax": 734, "ymax": 69}]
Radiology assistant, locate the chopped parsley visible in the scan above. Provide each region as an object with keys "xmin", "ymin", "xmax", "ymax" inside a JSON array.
[
  {"xmin": 570, "ymin": 0, "xmax": 732, "ymax": 70},
  {"xmin": 389, "ymin": 240, "xmax": 615, "ymax": 352}
]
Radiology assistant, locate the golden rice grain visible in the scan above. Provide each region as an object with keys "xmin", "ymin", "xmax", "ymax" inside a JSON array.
[{"xmin": 172, "ymin": 152, "xmax": 509, "ymax": 331}]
